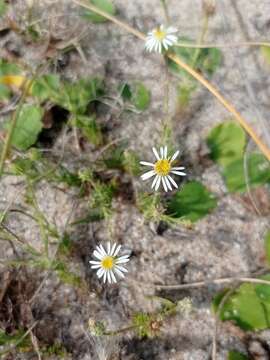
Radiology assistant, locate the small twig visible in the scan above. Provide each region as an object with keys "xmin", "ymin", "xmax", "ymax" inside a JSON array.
[
  {"xmin": 156, "ymin": 276, "xmax": 270, "ymax": 290},
  {"xmin": 175, "ymin": 41, "xmax": 270, "ymax": 49}
]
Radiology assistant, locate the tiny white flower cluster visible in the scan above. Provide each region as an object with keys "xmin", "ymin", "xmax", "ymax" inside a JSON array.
[{"xmin": 145, "ymin": 24, "xmax": 178, "ymax": 53}]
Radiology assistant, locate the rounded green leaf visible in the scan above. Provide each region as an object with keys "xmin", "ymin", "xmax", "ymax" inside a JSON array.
[
  {"xmin": 8, "ymin": 105, "xmax": 43, "ymax": 151},
  {"xmin": 207, "ymin": 121, "xmax": 246, "ymax": 167},
  {"xmin": 82, "ymin": 0, "xmax": 116, "ymax": 23},
  {"xmin": 167, "ymin": 181, "xmax": 217, "ymax": 222}
]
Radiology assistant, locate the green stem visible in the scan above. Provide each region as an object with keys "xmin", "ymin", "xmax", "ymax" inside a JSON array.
[
  {"xmin": 191, "ymin": 12, "xmax": 209, "ymax": 69},
  {"xmin": 0, "ymin": 68, "xmax": 42, "ymax": 177}
]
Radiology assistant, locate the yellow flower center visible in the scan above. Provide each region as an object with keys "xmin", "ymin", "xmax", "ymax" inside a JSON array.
[
  {"xmin": 154, "ymin": 29, "xmax": 166, "ymax": 40},
  {"xmin": 154, "ymin": 159, "xmax": 171, "ymax": 176},
  {"xmin": 101, "ymin": 256, "xmax": 114, "ymax": 270}
]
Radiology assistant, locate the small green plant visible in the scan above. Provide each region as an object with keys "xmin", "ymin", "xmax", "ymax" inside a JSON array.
[{"xmin": 207, "ymin": 121, "xmax": 270, "ymax": 193}]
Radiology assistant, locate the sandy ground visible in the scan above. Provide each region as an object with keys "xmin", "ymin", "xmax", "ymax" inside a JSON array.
[{"xmin": 1, "ymin": 0, "xmax": 270, "ymax": 359}]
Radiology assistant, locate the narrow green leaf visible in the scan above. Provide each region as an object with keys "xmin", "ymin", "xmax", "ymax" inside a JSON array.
[
  {"xmin": 167, "ymin": 181, "xmax": 217, "ymax": 222},
  {"xmin": 82, "ymin": 0, "xmax": 116, "ymax": 23},
  {"xmin": 207, "ymin": 121, "xmax": 246, "ymax": 167},
  {"xmin": 131, "ymin": 82, "xmax": 151, "ymax": 110},
  {"xmin": 8, "ymin": 105, "xmax": 43, "ymax": 151},
  {"xmin": 74, "ymin": 115, "xmax": 102, "ymax": 145}
]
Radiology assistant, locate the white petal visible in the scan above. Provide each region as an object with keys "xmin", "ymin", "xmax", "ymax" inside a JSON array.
[
  {"xmin": 152, "ymin": 147, "xmax": 160, "ymax": 160},
  {"xmin": 171, "ymin": 170, "xmax": 186, "ymax": 176},
  {"xmin": 93, "ymin": 250, "xmax": 103, "ymax": 260},
  {"xmin": 97, "ymin": 244, "xmax": 107, "ymax": 256},
  {"xmin": 171, "ymin": 167, "xmax": 185, "ymax": 170},
  {"xmin": 107, "ymin": 242, "xmax": 111, "ymax": 254},
  {"xmin": 158, "ymin": 41, "xmax": 162, "ymax": 53},
  {"xmin": 167, "ymin": 175, "xmax": 178, "ymax": 189},
  {"xmin": 89, "ymin": 260, "xmax": 101, "ymax": 265},
  {"xmin": 160, "ymin": 147, "xmax": 164, "ymax": 158},
  {"xmin": 166, "ymin": 34, "xmax": 178, "ymax": 42},
  {"xmin": 141, "ymin": 170, "xmax": 156, "ymax": 180},
  {"xmin": 165, "ymin": 176, "xmax": 172, "ymax": 191},
  {"xmin": 116, "ymin": 256, "xmax": 130, "ymax": 264},
  {"xmin": 151, "ymin": 175, "xmax": 159, "ymax": 189},
  {"xmin": 110, "ymin": 243, "xmax": 116, "ymax": 256},
  {"xmin": 162, "ymin": 177, "xmax": 168, "ymax": 192},
  {"xmin": 170, "ymin": 150, "xmax": 180, "ymax": 162},
  {"xmin": 91, "ymin": 264, "xmax": 101, "ymax": 269},
  {"xmin": 111, "ymin": 271, "xmax": 117, "ymax": 283},
  {"xmin": 140, "ymin": 161, "xmax": 154, "ymax": 167},
  {"xmin": 163, "ymin": 41, "xmax": 169, "ymax": 50},
  {"xmin": 114, "ymin": 267, "xmax": 125, "ymax": 279},
  {"xmin": 113, "ymin": 244, "xmax": 121, "ymax": 256},
  {"xmin": 103, "ymin": 271, "xmax": 107, "ymax": 283},
  {"xmin": 164, "ymin": 146, "xmax": 168, "ymax": 158},
  {"xmin": 155, "ymin": 176, "xmax": 161, "ymax": 191},
  {"xmin": 97, "ymin": 268, "xmax": 104, "ymax": 278},
  {"xmin": 115, "ymin": 265, "xmax": 128, "ymax": 273},
  {"xmin": 167, "ymin": 27, "xmax": 177, "ymax": 33},
  {"xmin": 107, "ymin": 271, "xmax": 112, "ymax": 284}
]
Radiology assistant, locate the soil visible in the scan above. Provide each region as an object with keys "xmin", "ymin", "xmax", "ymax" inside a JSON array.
[{"xmin": 0, "ymin": 1, "xmax": 270, "ymax": 359}]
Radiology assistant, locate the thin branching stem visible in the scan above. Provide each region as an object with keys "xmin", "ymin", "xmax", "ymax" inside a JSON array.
[
  {"xmin": 72, "ymin": 0, "xmax": 270, "ymax": 161},
  {"xmin": 156, "ymin": 276, "xmax": 270, "ymax": 290}
]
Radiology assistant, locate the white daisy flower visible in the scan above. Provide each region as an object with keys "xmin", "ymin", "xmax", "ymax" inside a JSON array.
[
  {"xmin": 145, "ymin": 24, "xmax": 178, "ymax": 53},
  {"xmin": 140, "ymin": 146, "xmax": 186, "ymax": 192},
  {"xmin": 89, "ymin": 242, "xmax": 130, "ymax": 284}
]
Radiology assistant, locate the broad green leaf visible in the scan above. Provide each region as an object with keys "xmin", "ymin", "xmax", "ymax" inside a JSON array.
[
  {"xmin": 265, "ymin": 231, "xmax": 270, "ymax": 266},
  {"xmin": 254, "ymin": 274, "xmax": 270, "ymax": 302},
  {"xmin": 8, "ymin": 105, "xmax": 43, "ymax": 151},
  {"xmin": 168, "ymin": 37, "xmax": 222, "ymax": 78},
  {"xmin": 130, "ymin": 82, "xmax": 151, "ymax": 110},
  {"xmin": 167, "ymin": 181, "xmax": 217, "ymax": 222},
  {"xmin": 62, "ymin": 78, "xmax": 104, "ymax": 114},
  {"xmin": 82, "ymin": 0, "xmax": 116, "ymax": 23},
  {"xmin": 261, "ymin": 46, "xmax": 270, "ymax": 66},
  {"xmin": 213, "ymin": 278, "xmax": 270, "ymax": 331},
  {"xmin": 223, "ymin": 153, "xmax": 270, "ymax": 193},
  {"xmin": 32, "ymin": 74, "xmax": 61, "ymax": 101},
  {"xmin": 228, "ymin": 351, "xmax": 249, "ymax": 360},
  {"xmin": 73, "ymin": 115, "xmax": 102, "ymax": 145},
  {"xmin": 207, "ymin": 121, "xmax": 246, "ymax": 167},
  {"xmin": 0, "ymin": 60, "xmax": 21, "ymax": 76}
]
